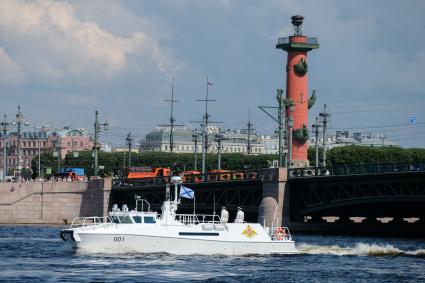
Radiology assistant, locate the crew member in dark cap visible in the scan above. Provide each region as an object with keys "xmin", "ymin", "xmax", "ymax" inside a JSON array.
[{"xmin": 235, "ymin": 207, "xmax": 244, "ymax": 223}]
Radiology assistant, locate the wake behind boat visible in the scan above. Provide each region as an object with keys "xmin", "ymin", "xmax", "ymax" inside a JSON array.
[{"xmin": 60, "ymin": 176, "xmax": 298, "ymax": 255}]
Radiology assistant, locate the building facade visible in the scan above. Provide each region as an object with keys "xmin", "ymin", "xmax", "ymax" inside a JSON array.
[
  {"xmin": 139, "ymin": 126, "xmax": 265, "ymax": 155},
  {"xmin": 0, "ymin": 128, "xmax": 53, "ymax": 173},
  {"xmin": 50, "ymin": 127, "xmax": 93, "ymax": 158},
  {"xmin": 0, "ymin": 126, "xmax": 93, "ymax": 175},
  {"xmin": 309, "ymin": 130, "xmax": 398, "ymax": 150}
]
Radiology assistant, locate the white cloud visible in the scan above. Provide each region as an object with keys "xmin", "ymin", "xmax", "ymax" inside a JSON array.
[
  {"xmin": 0, "ymin": 47, "xmax": 25, "ymax": 84},
  {"xmin": 0, "ymin": 0, "xmax": 176, "ymax": 82}
]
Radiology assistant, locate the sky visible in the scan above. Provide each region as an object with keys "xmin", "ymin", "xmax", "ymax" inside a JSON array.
[{"xmin": 0, "ymin": 0, "xmax": 424, "ymax": 148}]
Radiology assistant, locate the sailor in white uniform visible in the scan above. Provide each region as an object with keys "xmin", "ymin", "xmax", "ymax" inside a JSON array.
[
  {"xmin": 220, "ymin": 206, "xmax": 229, "ymax": 223},
  {"xmin": 234, "ymin": 207, "xmax": 244, "ymax": 223}
]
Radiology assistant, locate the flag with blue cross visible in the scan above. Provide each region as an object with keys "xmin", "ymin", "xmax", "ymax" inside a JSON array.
[{"xmin": 179, "ymin": 186, "xmax": 194, "ymax": 199}]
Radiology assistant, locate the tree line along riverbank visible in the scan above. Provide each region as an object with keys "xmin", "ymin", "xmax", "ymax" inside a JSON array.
[{"xmin": 28, "ymin": 146, "xmax": 425, "ymax": 178}]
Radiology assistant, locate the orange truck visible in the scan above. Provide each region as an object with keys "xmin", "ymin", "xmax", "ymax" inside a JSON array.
[
  {"xmin": 181, "ymin": 170, "xmax": 202, "ymax": 183},
  {"xmin": 208, "ymin": 170, "xmax": 244, "ymax": 181},
  {"xmin": 127, "ymin": 167, "xmax": 171, "ymax": 180}
]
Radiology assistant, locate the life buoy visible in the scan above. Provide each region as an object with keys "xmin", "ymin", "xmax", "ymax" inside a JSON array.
[{"xmin": 274, "ymin": 227, "xmax": 286, "ymax": 241}]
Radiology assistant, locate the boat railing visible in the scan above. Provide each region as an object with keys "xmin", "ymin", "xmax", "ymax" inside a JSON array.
[
  {"xmin": 175, "ymin": 214, "xmax": 222, "ymax": 225},
  {"xmin": 69, "ymin": 216, "xmax": 113, "ymax": 229}
]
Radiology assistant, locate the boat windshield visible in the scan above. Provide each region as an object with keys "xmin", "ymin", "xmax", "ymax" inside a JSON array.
[
  {"xmin": 118, "ymin": 215, "xmax": 133, "ymax": 224},
  {"xmin": 144, "ymin": 216, "xmax": 156, "ymax": 224},
  {"xmin": 132, "ymin": 216, "xmax": 142, "ymax": 223}
]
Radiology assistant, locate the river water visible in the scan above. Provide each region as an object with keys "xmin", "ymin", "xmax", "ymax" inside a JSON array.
[{"xmin": 0, "ymin": 225, "xmax": 424, "ymax": 282}]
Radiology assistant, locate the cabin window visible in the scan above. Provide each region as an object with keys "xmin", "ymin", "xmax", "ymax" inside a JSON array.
[
  {"xmin": 111, "ymin": 216, "xmax": 120, "ymax": 224},
  {"xmin": 144, "ymin": 216, "xmax": 156, "ymax": 224},
  {"xmin": 118, "ymin": 215, "xmax": 133, "ymax": 224},
  {"xmin": 132, "ymin": 216, "xmax": 142, "ymax": 223}
]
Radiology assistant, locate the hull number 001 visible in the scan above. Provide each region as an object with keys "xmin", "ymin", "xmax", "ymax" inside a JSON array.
[{"xmin": 113, "ymin": 236, "xmax": 124, "ymax": 242}]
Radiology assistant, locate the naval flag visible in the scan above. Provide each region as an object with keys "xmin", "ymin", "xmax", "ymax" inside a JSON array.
[{"xmin": 180, "ymin": 186, "xmax": 195, "ymax": 199}]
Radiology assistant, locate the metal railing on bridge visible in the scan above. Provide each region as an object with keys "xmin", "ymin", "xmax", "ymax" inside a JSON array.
[
  {"xmin": 112, "ymin": 171, "xmax": 260, "ymax": 188},
  {"xmin": 288, "ymin": 161, "xmax": 425, "ymax": 178}
]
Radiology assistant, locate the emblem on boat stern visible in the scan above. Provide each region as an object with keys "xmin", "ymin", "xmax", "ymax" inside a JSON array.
[{"xmin": 242, "ymin": 225, "xmax": 257, "ymax": 238}]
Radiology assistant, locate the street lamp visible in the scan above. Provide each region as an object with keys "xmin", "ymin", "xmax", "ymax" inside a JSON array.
[
  {"xmin": 286, "ymin": 104, "xmax": 295, "ymax": 168},
  {"xmin": 126, "ymin": 132, "xmax": 134, "ymax": 168},
  {"xmin": 192, "ymin": 130, "xmax": 201, "ymax": 171},
  {"xmin": 53, "ymin": 139, "xmax": 61, "ymax": 173},
  {"xmin": 93, "ymin": 110, "xmax": 109, "ymax": 177},
  {"xmin": 0, "ymin": 114, "xmax": 11, "ymax": 182},
  {"xmin": 12, "ymin": 106, "xmax": 29, "ymax": 180}
]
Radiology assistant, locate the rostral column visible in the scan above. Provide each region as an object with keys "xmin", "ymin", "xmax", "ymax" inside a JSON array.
[{"xmin": 276, "ymin": 15, "xmax": 319, "ymax": 167}]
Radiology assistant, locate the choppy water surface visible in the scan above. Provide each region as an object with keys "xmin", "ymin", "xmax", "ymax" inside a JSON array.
[{"xmin": 0, "ymin": 226, "xmax": 424, "ymax": 282}]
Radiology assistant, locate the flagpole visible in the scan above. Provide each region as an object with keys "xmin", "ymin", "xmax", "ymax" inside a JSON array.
[{"xmin": 213, "ymin": 193, "xmax": 216, "ymax": 217}]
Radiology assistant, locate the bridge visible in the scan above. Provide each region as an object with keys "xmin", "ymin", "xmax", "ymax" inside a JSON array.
[{"xmin": 110, "ymin": 161, "xmax": 425, "ymax": 236}]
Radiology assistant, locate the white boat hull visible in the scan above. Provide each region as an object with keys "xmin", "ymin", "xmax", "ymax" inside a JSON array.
[
  {"xmin": 62, "ymin": 223, "xmax": 299, "ymax": 255},
  {"xmin": 73, "ymin": 233, "xmax": 297, "ymax": 255}
]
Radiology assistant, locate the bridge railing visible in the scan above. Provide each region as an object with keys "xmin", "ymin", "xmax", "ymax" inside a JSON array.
[
  {"xmin": 112, "ymin": 170, "xmax": 261, "ymax": 188},
  {"xmin": 288, "ymin": 161, "xmax": 425, "ymax": 178}
]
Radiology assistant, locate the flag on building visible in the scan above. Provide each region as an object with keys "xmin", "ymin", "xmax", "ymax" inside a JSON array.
[
  {"xmin": 180, "ymin": 186, "xmax": 195, "ymax": 199},
  {"xmin": 207, "ymin": 81, "xmax": 212, "ymax": 86}
]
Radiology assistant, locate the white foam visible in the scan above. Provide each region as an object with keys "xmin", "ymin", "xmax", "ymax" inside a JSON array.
[{"xmin": 297, "ymin": 242, "xmax": 425, "ymax": 257}]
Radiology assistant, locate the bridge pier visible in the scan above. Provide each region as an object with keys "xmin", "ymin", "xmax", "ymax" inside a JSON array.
[{"xmin": 258, "ymin": 168, "xmax": 290, "ymax": 228}]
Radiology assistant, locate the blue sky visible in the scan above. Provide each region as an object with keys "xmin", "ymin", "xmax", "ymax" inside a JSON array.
[{"xmin": 0, "ymin": 0, "xmax": 424, "ymax": 147}]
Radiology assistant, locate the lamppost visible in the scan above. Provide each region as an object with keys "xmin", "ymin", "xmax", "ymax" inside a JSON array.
[
  {"xmin": 192, "ymin": 130, "xmax": 201, "ymax": 171},
  {"xmin": 93, "ymin": 110, "xmax": 109, "ymax": 177},
  {"xmin": 38, "ymin": 140, "xmax": 41, "ymax": 178},
  {"xmin": 0, "ymin": 115, "xmax": 11, "ymax": 182},
  {"xmin": 53, "ymin": 139, "xmax": 61, "ymax": 173},
  {"xmin": 319, "ymin": 104, "xmax": 331, "ymax": 167},
  {"xmin": 286, "ymin": 103, "xmax": 295, "ymax": 168},
  {"xmin": 214, "ymin": 129, "xmax": 228, "ymax": 170},
  {"xmin": 126, "ymin": 132, "xmax": 134, "ymax": 168},
  {"xmin": 13, "ymin": 106, "xmax": 29, "ymax": 180},
  {"xmin": 311, "ymin": 116, "xmax": 321, "ymax": 169},
  {"xmin": 31, "ymin": 133, "xmax": 43, "ymax": 179}
]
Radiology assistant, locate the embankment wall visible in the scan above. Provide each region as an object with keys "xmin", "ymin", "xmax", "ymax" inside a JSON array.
[{"xmin": 0, "ymin": 178, "xmax": 111, "ymax": 225}]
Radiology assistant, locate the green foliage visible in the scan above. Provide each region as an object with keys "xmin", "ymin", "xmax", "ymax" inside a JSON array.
[
  {"xmin": 32, "ymin": 150, "xmax": 279, "ymax": 178},
  {"xmin": 31, "ymin": 146, "xmax": 425, "ymax": 179},
  {"xmin": 20, "ymin": 168, "xmax": 32, "ymax": 179},
  {"xmin": 310, "ymin": 145, "xmax": 425, "ymax": 165},
  {"xmin": 30, "ymin": 150, "xmax": 57, "ymax": 178}
]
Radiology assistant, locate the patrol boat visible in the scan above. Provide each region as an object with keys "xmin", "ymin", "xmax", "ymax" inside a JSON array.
[{"xmin": 60, "ymin": 176, "xmax": 298, "ymax": 255}]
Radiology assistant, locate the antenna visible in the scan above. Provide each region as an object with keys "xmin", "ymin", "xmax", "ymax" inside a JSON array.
[{"xmin": 161, "ymin": 77, "xmax": 183, "ymax": 153}]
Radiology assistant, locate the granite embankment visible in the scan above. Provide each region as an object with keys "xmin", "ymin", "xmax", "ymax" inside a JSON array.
[{"xmin": 0, "ymin": 178, "xmax": 111, "ymax": 225}]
